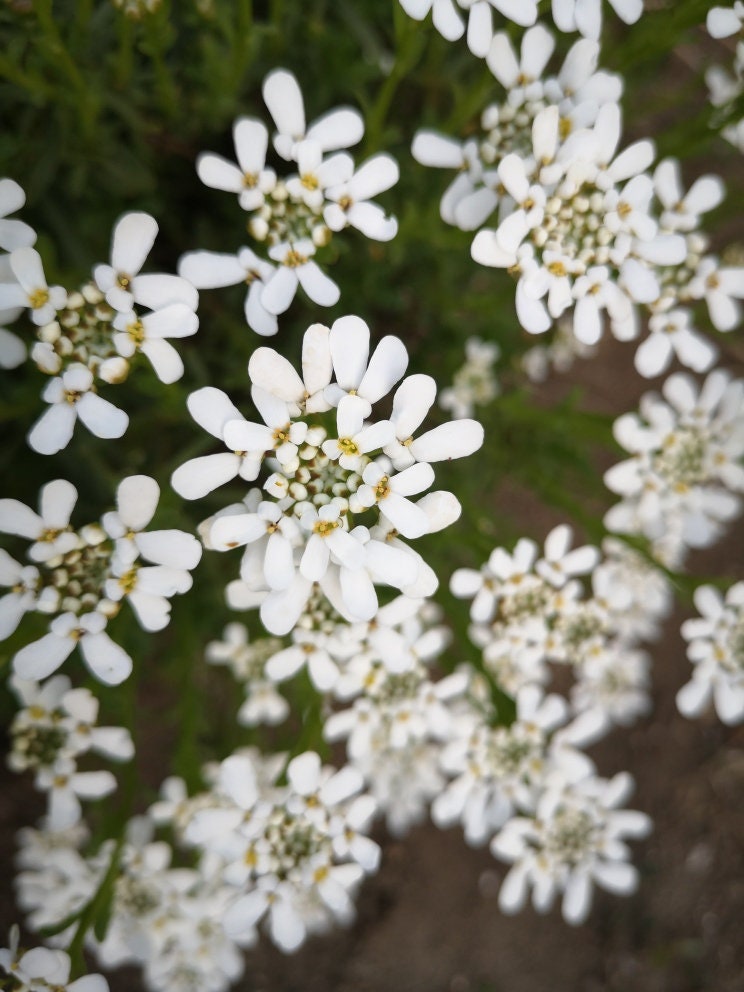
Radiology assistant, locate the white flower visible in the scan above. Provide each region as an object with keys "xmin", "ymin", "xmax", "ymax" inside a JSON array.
[
  {"xmin": 0, "ymin": 178, "xmax": 36, "ymax": 251},
  {"xmin": 687, "ymin": 256, "xmax": 744, "ymax": 332},
  {"xmin": 171, "ymin": 387, "xmax": 265, "ymax": 498},
  {"xmin": 0, "ymin": 929, "xmax": 109, "ymax": 992},
  {"xmin": 27, "ymin": 362, "xmax": 129, "ymax": 455},
  {"xmin": 262, "ymin": 238, "xmax": 340, "ymax": 314},
  {"xmin": 0, "ymin": 477, "xmax": 79, "ymax": 563},
  {"xmin": 439, "ymin": 336, "xmax": 500, "ymax": 418},
  {"xmin": 634, "ymin": 308, "xmax": 717, "ymax": 379},
  {"xmin": 178, "ymin": 247, "xmax": 278, "ymax": 336},
  {"xmin": 677, "ymin": 582, "xmax": 744, "ymax": 725},
  {"xmin": 93, "ymin": 212, "xmax": 198, "ymax": 314},
  {"xmin": 321, "ymin": 395, "xmax": 395, "ymax": 472},
  {"xmin": 323, "ymin": 154, "xmax": 399, "ymax": 241},
  {"xmin": 262, "ymin": 69, "xmax": 364, "ymax": 162},
  {"xmin": 0, "ymin": 247, "xmax": 66, "ymax": 324},
  {"xmin": 399, "ymin": 0, "xmax": 537, "ymax": 55},
  {"xmin": 112, "ymin": 302, "xmax": 198, "ymax": 383},
  {"xmin": 535, "ymin": 524, "xmax": 599, "ymax": 587},
  {"xmin": 707, "ymin": 3, "xmax": 744, "ymax": 39},
  {"xmin": 196, "ymin": 116, "xmax": 277, "ymax": 210},
  {"xmin": 0, "ymin": 550, "xmax": 38, "ymax": 639},
  {"xmin": 604, "ymin": 370, "xmax": 744, "ymax": 558},
  {"xmin": 653, "ymin": 159, "xmax": 725, "ymax": 233},
  {"xmin": 13, "ymin": 611, "xmax": 133, "ymax": 685},
  {"xmin": 550, "ymin": 0, "xmax": 644, "ymax": 40},
  {"xmin": 248, "ymin": 320, "xmax": 333, "ymax": 414}
]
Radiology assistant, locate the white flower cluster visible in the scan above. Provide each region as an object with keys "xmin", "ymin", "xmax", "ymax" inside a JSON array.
[
  {"xmin": 15, "ymin": 823, "xmax": 107, "ymax": 942},
  {"xmin": 0, "ymin": 208, "xmax": 198, "ymax": 454},
  {"xmin": 154, "ymin": 750, "xmax": 379, "ymax": 955},
  {"xmin": 427, "ymin": 676, "xmax": 652, "ymax": 925},
  {"xmin": 172, "ymin": 316, "xmax": 483, "ymax": 633},
  {"xmin": 0, "ymin": 927, "xmax": 108, "ymax": 992},
  {"xmin": 432, "ymin": 527, "xmax": 661, "ymax": 923},
  {"xmin": 179, "ymin": 69, "xmax": 399, "ymax": 335},
  {"xmin": 492, "ymin": 769, "xmax": 650, "ymax": 924},
  {"xmin": 706, "ymin": 4, "xmax": 744, "ymax": 153},
  {"xmin": 413, "ymin": 26, "xmax": 622, "ymax": 235},
  {"xmin": 206, "ymin": 622, "xmax": 288, "ymax": 727},
  {"xmin": 439, "ymin": 336, "xmax": 500, "ymax": 418},
  {"xmin": 677, "ymin": 581, "xmax": 744, "ymax": 726},
  {"xmin": 398, "ymin": 0, "xmax": 642, "ymax": 53},
  {"xmin": 83, "ymin": 818, "xmax": 246, "ymax": 992},
  {"xmin": 451, "ymin": 525, "xmax": 671, "ymax": 734},
  {"xmin": 320, "ymin": 597, "xmax": 461, "ymax": 835},
  {"xmin": 605, "ymin": 369, "xmax": 744, "ymax": 567},
  {"xmin": 414, "ymin": 26, "xmax": 744, "ymax": 376},
  {"xmin": 0, "ymin": 475, "xmax": 201, "ymax": 684},
  {"xmin": 7, "ymin": 675, "xmax": 133, "ymax": 830}
]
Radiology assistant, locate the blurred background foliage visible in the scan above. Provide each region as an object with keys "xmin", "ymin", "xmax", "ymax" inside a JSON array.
[{"xmin": 0, "ymin": 0, "xmax": 742, "ymax": 781}]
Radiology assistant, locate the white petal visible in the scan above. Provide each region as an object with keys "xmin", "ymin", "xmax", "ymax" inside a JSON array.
[
  {"xmin": 210, "ymin": 513, "xmax": 265, "ymax": 550},
  {"xmin": 260, "ymin": 576, "xmax": 313, "ymax": 635},
  {"xmin": 76, "ymin": 392, "xmax": 129, "ymax": 439},
  {"xmin": 117, "ymin": 474, "xmax": 160, "ymax": 531},
  {"xmin": 411, "ymin": 131, "xmax": 464, "ymax": 168},
  {"xmin": 27, "ymin": 404, "xmax": 77, "ymax": 456},
  {"xmin": 0, "ymin": 592, "xmax": 28, "ymax": 639},
  {"xmin": 340, "ymin": 565, "xmax": 377, "ymax": 620},
  {"xmin": 264, "ymin": 530, "xmax": 295, "ymax": 590},
  {"xmin": 562, "ymin": 871, "xmax": 592, "ymax": 924},
  {"xmin": 358, "ymin": 336, "xmax": 408, "ymax": 403},
  {"xmin": 409, "ymin": 420, "xmax": 484, "ymax": 461},
  {"xmin": 136, "ymin": 529, "xmax": 201, "ymax": 569},
  {"xmin": 131, "ymin": 272, "xmax": 198, "ymax": 310},
  {"xmin": 187, "ymin": 386, "xmax": 244, "ymax": 438},
  {"xmin": 0, "ymin": 498, "xmax": 42, "ymax": 538},
  {"xmin": 297, "ymin": 261, "xmax": 339, "ymax": 307},
  {"xmin": 14, "ymin": 633, "xmax": 74, "ymax": 680},
  {"xmin": 634, "ymin": 333, "xmax": 671, "ymax": 378},
  {"xmin": 178, "ymin": 250, "xmax": 246, "ymax": 288},
  {"xmin": 111, "ymin": 212, "xmax": 158, "ymax": 275},
  {"xmin": 263, "ymin": 69, "xmax": 305, "ymax": 146},
  {"xmin": 80, "ymin": 631, "xmax": 133, "ymax": 685},
  {"xmin": 249, "ymin": 346, "xmax": 305, "ymax": 401},
  {"xmin": 391, "ymin": 374, "xmax": 437, "ymax": 438},
  {"xmin": 234, "ymin": 116, "xmax": 269, "ymax": 173},
  {"xmin": 432, "ymin": 0, "xmax": 465, "ymax": 40},
  {"xmin": 171, "ymin": 452, "xmax": 241, "ymax": 499},
  {"xmin": 260, "ymin": 266, "xmax": 298, "ymax": 315},
  {"xmin": 308, "ymin": 108, "xmax": 365, "ymax": 151}
]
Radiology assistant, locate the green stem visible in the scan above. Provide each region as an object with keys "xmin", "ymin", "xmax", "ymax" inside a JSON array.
[
  {"xmin": 230, "ymin": 0, "xmax": 254, "ymax": 90},
  {"xmin": 66, "ymin": 835, "xmax": 124, "ymax": 978},
  {"xmin": 0, "ymin": 55, "xmax": 56, "ymax": 99},
  {"xmin": 115, "ymin": 13, "xmax": 134, "ymax": 90},
  {"xmin": 364, "ymin": 8, "xmax": 424, "ymax": 153},
  {"xmin": 75, "ymin": 0, "xmax": 93, "ymax": 35},
  {"xmin": 34, "ymin": 0, "xmax": 86, "ymax": 92}
]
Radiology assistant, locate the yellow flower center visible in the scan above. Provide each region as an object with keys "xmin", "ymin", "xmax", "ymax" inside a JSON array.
[{"xmin": 29, "ymin": 288, "xmax": 49, "ymax": 309}]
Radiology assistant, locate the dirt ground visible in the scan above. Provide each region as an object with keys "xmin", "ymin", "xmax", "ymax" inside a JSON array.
[{"xmin": 2, "ymin": 331, "xmax": 743, "ymax": 992}]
